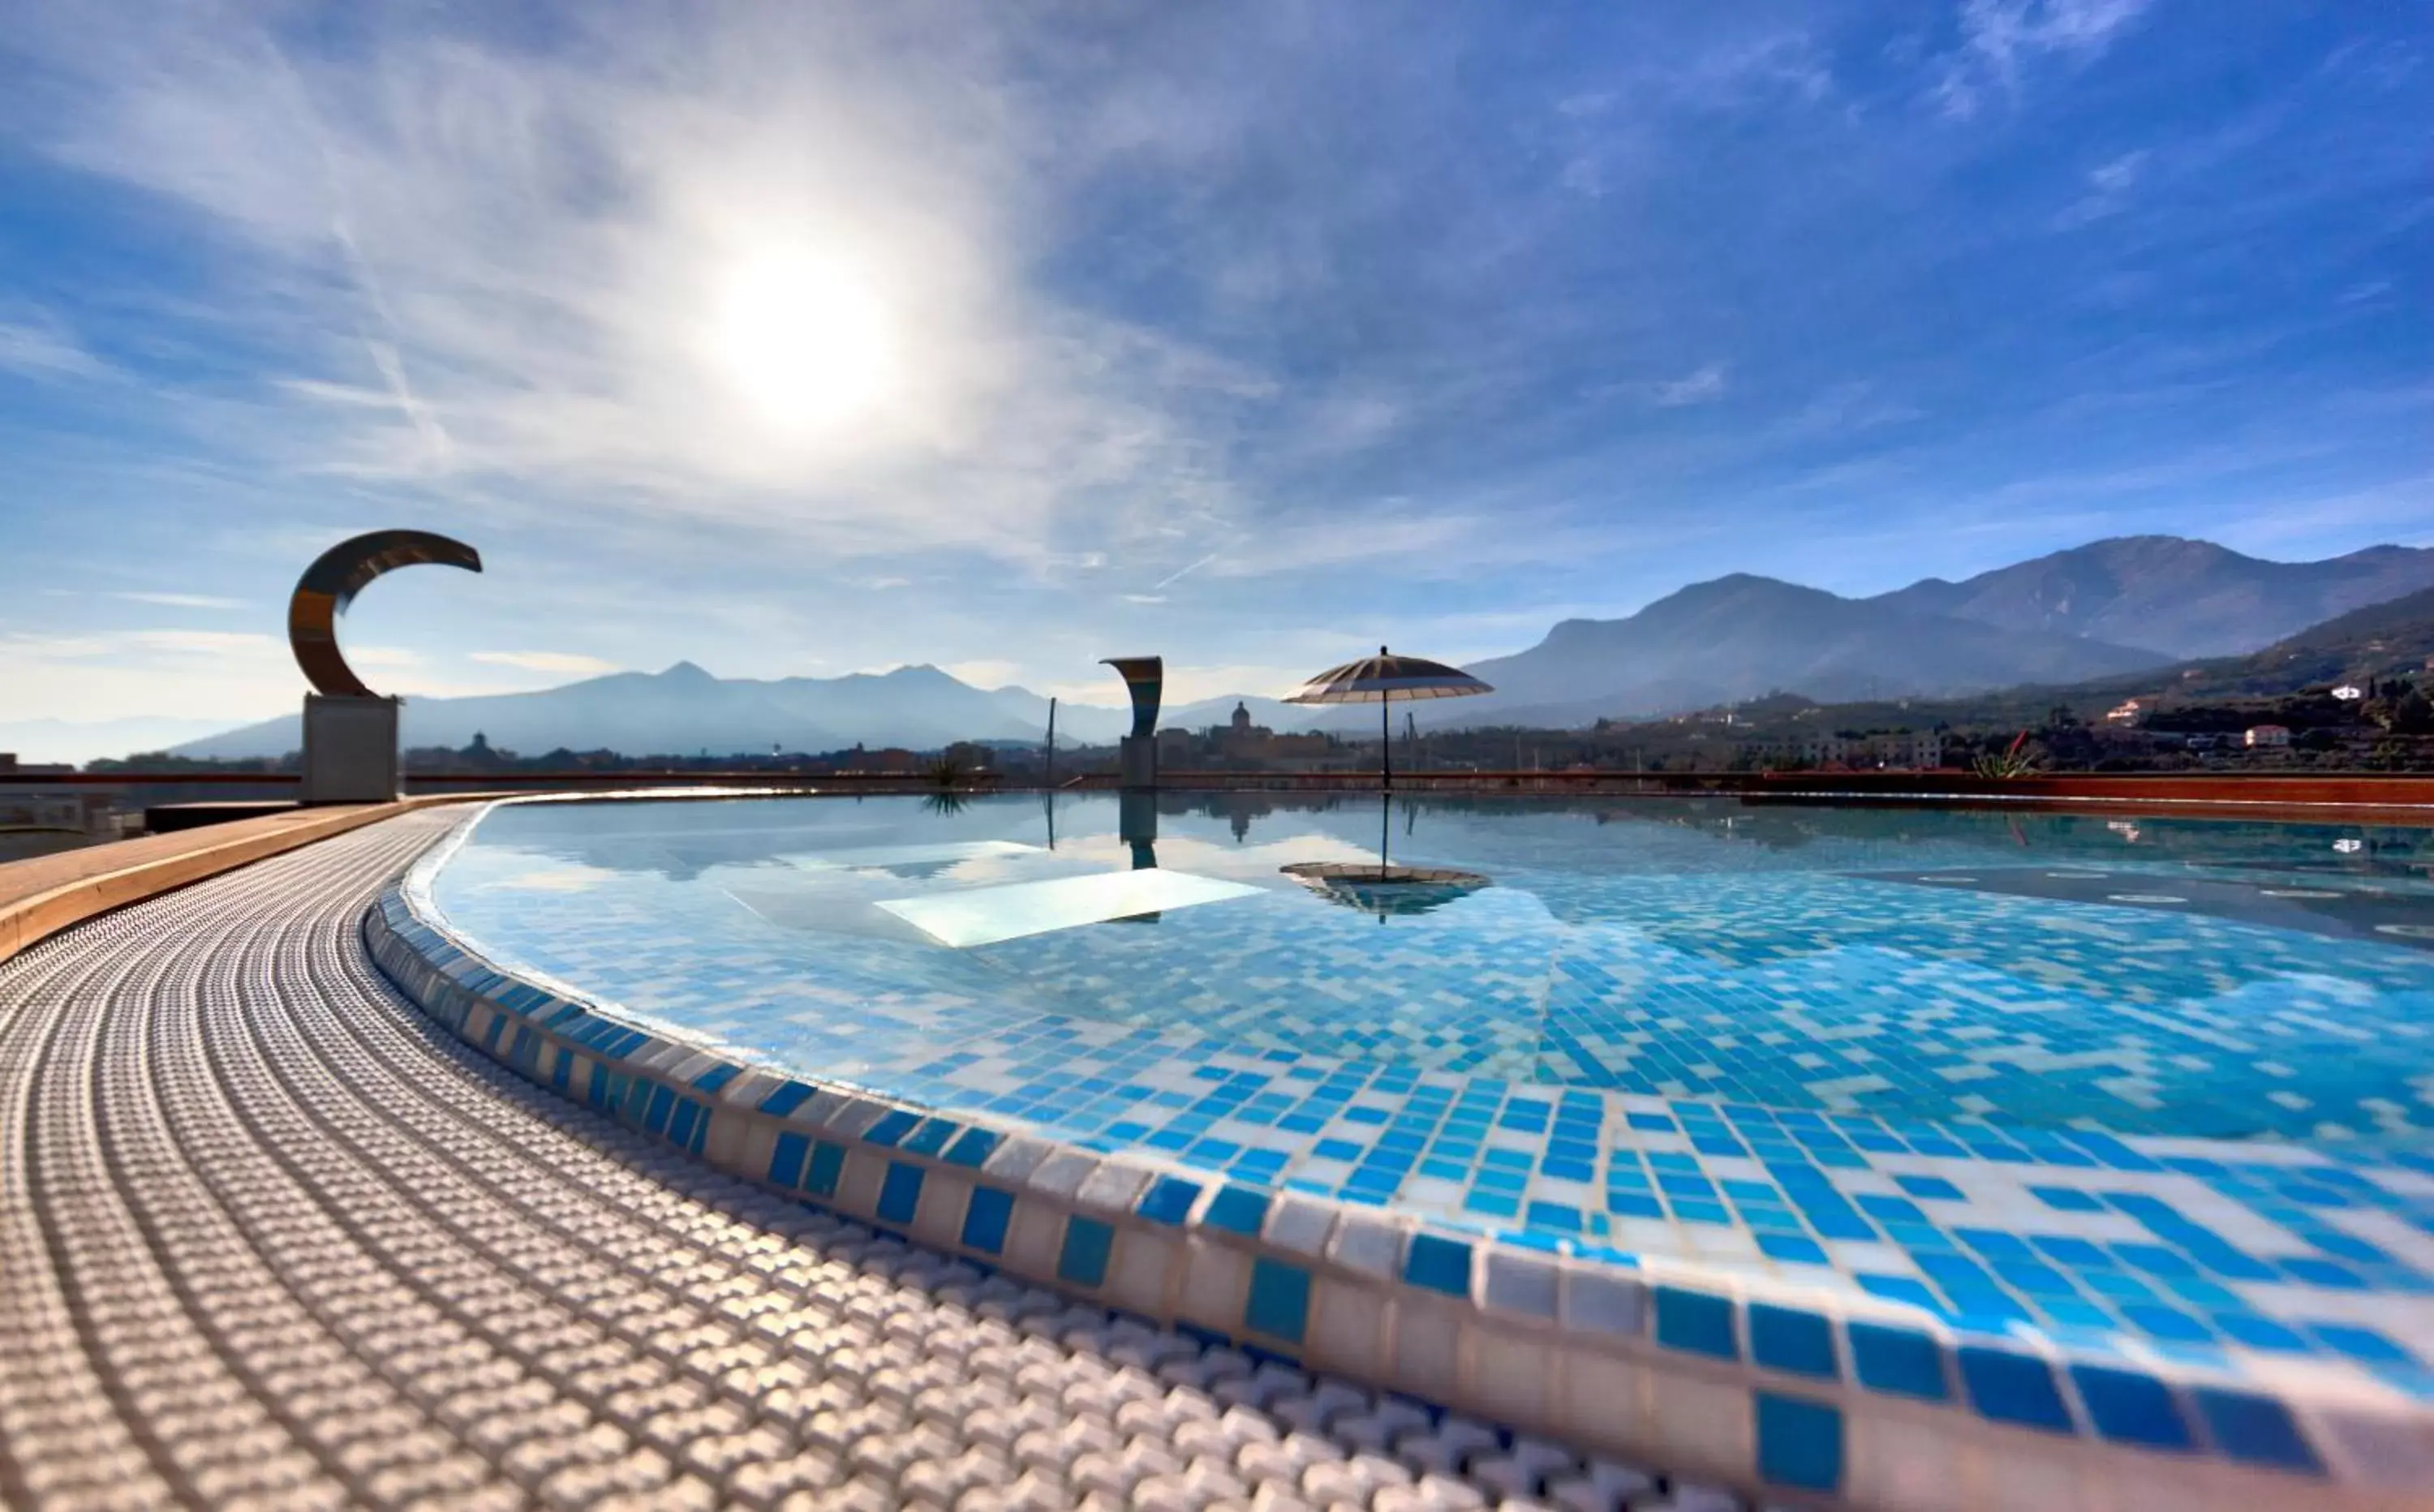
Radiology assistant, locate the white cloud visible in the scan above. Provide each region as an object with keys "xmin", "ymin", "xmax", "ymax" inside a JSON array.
[
  {"xmin": 6, "ymin": 7, "xmax": 1292, "ymax": 569},
  {"xmin": 1934, "ymin": 0, "xmax": 2156, "ymax": 118},
  {"xmin": 1652, "ymin": 363, "xmax": 1729, "ymax": 407},
  {"xmin": 1779, "ymin": 381, "xmax": 1924, "ymax": 439},
  {"xmin": 7, "ymin": 629, "xmax": 283, "ymax": 659},
  {"xmin": 468, "ymin": 650, "xmax": 621, "ymax": 676},
  {"xmin": 106, "ymin": 591, "xmax": 245, "ymax": 610},
  {"xmin": 0, "ymin": 629, "xmax": 295, "ymax": 725},
  {"xmin": 0, "ymin": 316, "xmax": 109, "ymax": 381},
  {"xmin": 2055, "ymin": 148, "xmax": 2149, "ymax": 226},
  {"xmin": 2086, "ymin": 149, "xmax": 2148, "ymax": 194},
  {"xmin": 1162, "ymin": 663, "xmax": 1317, "ymax": 703}
]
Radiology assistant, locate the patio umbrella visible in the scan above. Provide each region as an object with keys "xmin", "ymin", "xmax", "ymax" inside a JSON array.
[{"xmin": 1283, "ymin": 646, "xmax": 1492, "ymax": 790}]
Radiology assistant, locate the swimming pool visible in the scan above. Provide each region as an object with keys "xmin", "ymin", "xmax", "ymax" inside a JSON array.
[{"xmin": 417, "ymin": 792, "xmax": 2434, "ymax": 1443}]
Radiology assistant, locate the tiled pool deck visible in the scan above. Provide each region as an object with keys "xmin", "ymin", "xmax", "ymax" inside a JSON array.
[{"xmin": 382, "ymin": 793, "xmax": 2434, "ymax": 1506}]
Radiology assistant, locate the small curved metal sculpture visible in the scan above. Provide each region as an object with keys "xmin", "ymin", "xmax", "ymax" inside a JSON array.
[
  {"xmin": 289, "ymin": 530, "xmax": 483, "ymax": 698},
  {"xmin": 1100, "ymin": 656, "xmax": 1163, "ymax": 740}
]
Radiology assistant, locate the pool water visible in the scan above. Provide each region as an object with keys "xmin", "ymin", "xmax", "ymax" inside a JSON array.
[
  {"xmin": 430, "ymin": 793, "xmax": 2434, "ymax": 1385},
  {"xmin": 436, "ymin": 793, "xmax": 2434, "ymax": 1145}
]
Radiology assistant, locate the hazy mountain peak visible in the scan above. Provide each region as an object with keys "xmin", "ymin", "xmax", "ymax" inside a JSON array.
[
  {"xmin": 1875, "ymin": 536, "xmax": 2434, "ymax": 658},
  {"xmin": 656, "ymin": 659, "xmax": 716, "ymax": 682}
]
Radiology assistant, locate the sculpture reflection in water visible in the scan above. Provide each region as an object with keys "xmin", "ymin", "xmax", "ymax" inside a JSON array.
[
  {"xmin": 1116, "ymin": 788, "xmax": 1161, "ymax": 922},
  {"xmin": 1280, "ymin": 793, "xmax": 1490, "ymax": 921}
]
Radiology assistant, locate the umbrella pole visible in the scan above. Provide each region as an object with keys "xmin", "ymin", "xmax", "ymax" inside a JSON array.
[{"xmin": 1382, "ymin": 697, "xmax": 1391, "ymax": 792}]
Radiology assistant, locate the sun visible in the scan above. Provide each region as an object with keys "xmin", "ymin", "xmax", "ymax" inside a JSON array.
[{"xmin": 713, "ymin": 252, "xmax": 899, "ymax": 429}]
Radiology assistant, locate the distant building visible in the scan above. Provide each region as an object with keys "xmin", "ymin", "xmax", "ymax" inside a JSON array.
[
  {"xmin": 1752, "ymin": 730, "xmax": 1942, "ymax": 770},
  {"xmin": 1154, "ymin": 702, "xmax": 1337, "ymax": 772},
  {"xmin": 2243, "ymin": 724, "xmax": 2292, "ymax": 749},
  {"xmin": 2332, "ymin": 685, "xmax": 2364, "ymax": 702}
]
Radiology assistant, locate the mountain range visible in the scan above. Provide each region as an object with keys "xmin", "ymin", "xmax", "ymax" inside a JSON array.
[
  {"xmin": 1870, "ymin": 536, "xmax": 2434, "ymax": 659},
  {"xmin": 157, "ymin": 535, "xmax": 2434, "ymax": 760}
]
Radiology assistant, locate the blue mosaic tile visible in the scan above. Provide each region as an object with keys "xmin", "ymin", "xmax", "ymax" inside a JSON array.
[
  {"xmin": 768, "ymin": 1130, "xmax": 809, "ymax": 1189},
  {"xmin": 2191, "ymin": 1388, "xmax": 2322, "ymax": 1475},
  {"xmin": 1847, "ymin": 1321, "xmax": 1948, "ymax": 1401},
  {"xmin": 1404, "ymin": 1233, "xmax": 1472, "ymax": 1297},
  {"xmin": 961, "ymin": 1185, "xmax": 1013, "ymax": 1254},
  {"xmin": 1245, "ymin": 1257, "xmax": 1312, "ymax": 1343},
  {"xmin": 1958, "ymin": 1347, "xmax": 2074, "ymax": 1434},
  {"xmin": 1202, "ymin": 1183, "xmax": 1271, "ymax": 1235},
  {"xmin": 1057, "ymin": 1215, "xmax": 1114, "ymax": 1288},
  {"xmin": 1655, "ymin": 1286, "xmax": 1739, "ymax": 1360},
  {"xmin": 1136, "ymin": 1175, "xmax": 1202, "ymax": 1226},
  {"xmin": 1750, "ymin": 1303, "xmax": 1838, "ymax": 1380},
  {"xmin": 942, "ymin": 1128, "xmax": 1001, "ymax": 1167},
  {"xmin": 804, "ymin": 1140, "xmax": 846, "ymax": 1198},
  {"xmin": 1756, "ymin": 1391, "xmax": 1843, "ymax": 1493},
  {"xmin": 878, "ymin": 1161, "xmax": 925, "ymax": 1225},
  {"xmin": 2068, "ymin": 1364, "xmax": 2192, "ymax": 1450}
]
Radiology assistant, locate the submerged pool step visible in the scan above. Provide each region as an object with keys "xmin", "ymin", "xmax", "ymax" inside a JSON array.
[{"xmin": 875, "ymin": 867, "xmax": 1264, "ymax": 947}]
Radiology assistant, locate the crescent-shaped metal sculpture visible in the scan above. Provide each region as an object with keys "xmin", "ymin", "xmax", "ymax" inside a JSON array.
[
  {"xmin": 289, "ymin": 529, "xmax": 483, "ymax": 698},
  {"xmin": 1100, "ymin": 656, "xmax": 1163, "ymax": 741}
]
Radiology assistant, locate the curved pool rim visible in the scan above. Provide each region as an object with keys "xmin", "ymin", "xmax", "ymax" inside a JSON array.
[{"xmin": 369, "ymin": 793, "xmax": 2434, "ymax": 1510}]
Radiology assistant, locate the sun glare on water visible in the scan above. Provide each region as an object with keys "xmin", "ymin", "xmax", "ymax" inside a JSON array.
[{"xmin": 713, "ymin": 252, "xmax": 900, "ymax": 429}]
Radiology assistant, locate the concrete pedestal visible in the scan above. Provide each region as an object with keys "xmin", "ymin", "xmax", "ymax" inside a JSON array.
[
  {"xmin": 300, "ymin": 694, "xmax": 401, "ymax": 804},
  {"xmin": 1118, "ymin": 735, "xmax": 1158, "ymax": 790}
]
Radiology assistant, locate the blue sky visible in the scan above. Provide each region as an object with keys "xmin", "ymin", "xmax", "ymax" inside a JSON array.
[{"xmin": 1, "ymin": 1, "xmax": 2425, "ymax": 748}]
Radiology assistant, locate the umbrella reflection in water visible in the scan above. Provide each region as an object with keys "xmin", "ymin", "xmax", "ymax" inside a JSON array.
[{"xmin": 1281, "ymin": 793, "xmax": 1490, "ymax": 921}]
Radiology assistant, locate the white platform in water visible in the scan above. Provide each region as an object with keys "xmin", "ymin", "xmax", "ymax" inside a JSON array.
[{"xmin": 876, "ymin": 869, "xmax": 1262, "ymax": 947}]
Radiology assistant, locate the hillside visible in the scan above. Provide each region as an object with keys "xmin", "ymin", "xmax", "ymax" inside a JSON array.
[
  {"xmin": 171, "ymin": 663, "xmax": 1135, "ymax": 761},
  {"xmin": 1389, "ymin": 573, "xmax": 2168, "ymax": 731},
  {"xmin": 1653, "ymin": 585, "xmax": 2434, "ymax": 739},
  {"xmin": 1873, "ymin": 536, "xmax": 2434, "ymax": 659},
  {"xmin": 2130, "ymin": 584, "xmax": 2434, "ymax": 702}
]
